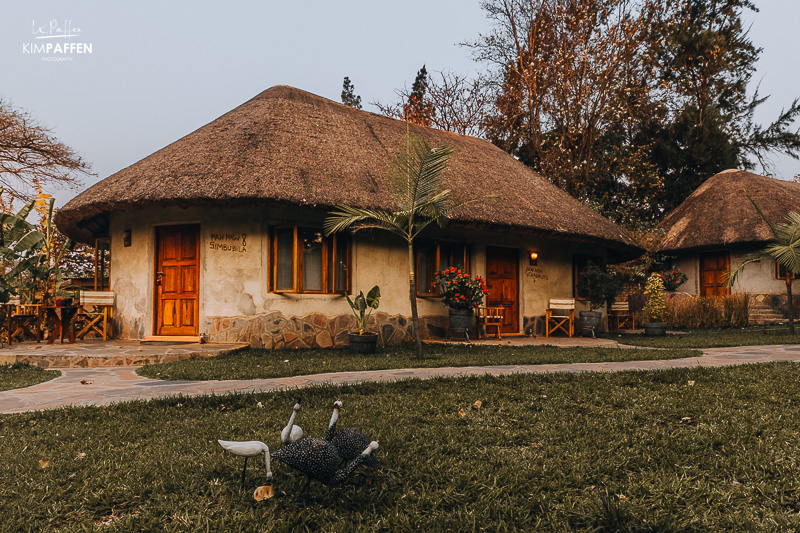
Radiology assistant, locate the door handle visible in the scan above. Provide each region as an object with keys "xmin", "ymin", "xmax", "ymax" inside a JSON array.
[{"xmin": 156, "ymin": 271, "xmax": 164, "ymax": 285}]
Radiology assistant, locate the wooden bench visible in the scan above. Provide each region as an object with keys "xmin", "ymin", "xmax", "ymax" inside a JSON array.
[
  {"xmin": 477, "ymin": 306, "xmax": 505, "ymax": 339},
  {"xmin": 546, "ymin": 298, "xmax": 575, "ymax": 337},
  {"xmin": 75, "ymin": 291, "xmax": 115, "ymax": 341},
  {"xmin": 608, "ymin": 300, "xmax": 634, "ymax": 331}
]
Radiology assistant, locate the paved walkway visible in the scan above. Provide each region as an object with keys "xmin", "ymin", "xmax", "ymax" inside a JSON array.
[{"xmin": 3, "ymin": 344, "xmax": 800, "ymax": 414}]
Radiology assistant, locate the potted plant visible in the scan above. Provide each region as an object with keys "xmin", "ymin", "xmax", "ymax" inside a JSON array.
[
  {"xmin": 659, "ymin": 266, "xmax": 688, "ymax": 292},
  {"xmin": 643, "ymin": 272, "xmax": 668, "ymax": 336},
  {"xmin": 346, "ymin": 285, "xmax": 381, "ymax": 353},
  {"xmin": 434, "ymin": 268, "xmax": 489, "ymax": 331},
  {"xmin": 576, "ymin": 261, "xmax": 621, "ymax": 336}
]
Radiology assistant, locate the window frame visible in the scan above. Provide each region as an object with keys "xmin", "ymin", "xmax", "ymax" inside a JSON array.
[
  {"xmin": 269, "ymin": 226, "xmax": 351, "ymax": 295},
  {"xmin": 415, "ymin": 241, "xmax": 470, "ymax": 297},
  {"xmin": 776, "ymin": 261, "xmax": 800, "ymax": 281}
]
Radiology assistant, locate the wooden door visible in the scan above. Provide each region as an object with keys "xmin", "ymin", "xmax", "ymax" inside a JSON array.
[
  {"xmin": 155, "ymin": 225, "xmax": 200, "ymax": 336},
  {"xmin": 700, "ymin": 251, "xmax": 730, "ymax": 298},
  {"xmin": 485, "ymin": 246, "xmax": 519, "ymax": 333}
]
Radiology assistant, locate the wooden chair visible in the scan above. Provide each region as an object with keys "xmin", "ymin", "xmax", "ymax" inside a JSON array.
[
  {"xmin": 75, "ymin": 291, "xmax": 115, "ymax": 340},
  {"xmin": 608, "ymin": 300, "xmax": 634, "ymax": 331},
  {"xmin": 546, "ymin": 298, "xmax": 575, "ymax": 337},
  {"xmin": 6, "ymin": 297, "xmax": 42, "ymax": 343},
  {"xmin": 477, "ymin": 306, "xmax": 505, "ymax": 339}
]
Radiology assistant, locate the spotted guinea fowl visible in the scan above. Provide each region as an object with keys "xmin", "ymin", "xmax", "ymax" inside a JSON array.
[
  {"xmin": 217, "ymin": 439, "xmax": 273, "ymax": 487},
  {"xmin": 325, "ymin": 399, "xmax": 380, "ymax": 468},
  {"xmin": 280, "ymin": 398, "xmax": 304, "ymax": 445},
  {"xmin": 271, "ymin": 437, "xmax": 378, "ymax": 489}
]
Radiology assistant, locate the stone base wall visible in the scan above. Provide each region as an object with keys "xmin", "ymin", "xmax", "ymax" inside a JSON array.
[
  {"xmin": 749, "ymin": 293, "xmax": 800, "ymax": 321},
  {"xmin": 204, "ymin": 311, "xmax": 450, "ymax": 349}
]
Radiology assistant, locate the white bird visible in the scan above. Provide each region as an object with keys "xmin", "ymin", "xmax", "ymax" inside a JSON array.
[
  {"xmin": 218, "ymin": 439, "xmax": 273, "ymax": 487},
  {"xmin": 281, "ymin": 398, "xmax": 304, "ymax": 445}
]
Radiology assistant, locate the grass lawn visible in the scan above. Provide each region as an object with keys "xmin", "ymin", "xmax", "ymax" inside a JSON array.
[
  {"xmin": 0, "ymin": 362, "xmax": 60, "ymax": 392},
  {"xmin": 612, "ymin": 325, "xmax": 800, "ymax": 348},
  {"xmin": 3, "ymin": 364, "xmax": 800, "ymax": 530},
  {"xmin": 137, "ymin": 344, "xmax": 699, "ymax": 381}
]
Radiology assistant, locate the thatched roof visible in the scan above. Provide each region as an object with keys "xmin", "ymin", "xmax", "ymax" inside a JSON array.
[
  {"xmin": 658, "ymin": 169, "xmax": 800, "ymax": 253},
  {"xmin": 56, "ymin": 85, "xmax": 639, "ymax": 256}
]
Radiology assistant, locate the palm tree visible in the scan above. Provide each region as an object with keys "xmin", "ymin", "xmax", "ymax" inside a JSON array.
[
  {"xmin": 729, "ymin": 198, "xmax": 800, "ymax": 334},
  {"xmin": 324, "ymin": 134, "xmax": 492, "ymax": 359}
]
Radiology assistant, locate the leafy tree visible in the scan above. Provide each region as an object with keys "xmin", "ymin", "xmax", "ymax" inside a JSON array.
[
  {"xmin": 730, "ymin": 199, "xmax": 800, "ymax": 334},
  {"xmin": 649, "ymin": 0, "xmax": 800, "ymax": 214},
  {"xmin": 469, "ymin": 0, "xmax": 800, "ymax": 224},
  {"xmin": 0, "ymin": 100, "xmax": 92, "ymax": 199},
  {"xmin": 341, "ymin": 76, "xmax": 362, "ymax": 109},
  {"xmin": 324, "ymin": 135, "xmax": 493, "ymax": 359}
]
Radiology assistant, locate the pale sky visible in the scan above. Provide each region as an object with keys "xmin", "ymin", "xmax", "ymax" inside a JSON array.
[{"xmin": 1, "ymin": 1, "xmax": 798, "ymax": 205}]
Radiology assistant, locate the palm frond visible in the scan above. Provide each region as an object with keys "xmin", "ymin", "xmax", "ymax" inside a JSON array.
[
  {"xmin": 727, "ymin": 249, "xmax": 771, "ymax": 286},
  {"xmin": 324, "ymin": 206, "xmax": 408, "ymax": 240}
]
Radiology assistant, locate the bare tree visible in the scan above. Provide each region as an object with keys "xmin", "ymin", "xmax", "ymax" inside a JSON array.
[
  {"xmin": 0, "ymin": 100, "xmax": 91, "ymax": 200},
  {"xmin": 467, "ymin": 0, "xmax": 660, "ymax": 198},
  {"xmin": 374, "ymin": 70, "xmax": 493, "ymax": 137}
]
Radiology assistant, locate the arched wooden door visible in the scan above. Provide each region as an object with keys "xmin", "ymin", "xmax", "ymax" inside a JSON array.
[
  {"xmin": 485, "ymin": 246, "xmax": 519, "ymax": 333},
  {"xmin": 155, "ymin": 225, "xmax": 200, "ymax": 336}
]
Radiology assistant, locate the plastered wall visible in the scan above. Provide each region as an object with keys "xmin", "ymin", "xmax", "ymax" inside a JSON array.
[{"xmin": 109, "ymin": 206, "xmax": 607, "ymax": 341}]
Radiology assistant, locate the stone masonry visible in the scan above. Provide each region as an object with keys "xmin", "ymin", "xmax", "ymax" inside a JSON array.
[{"xmin": 204, "ymin": 311, "xmax": 450, "ymax": 349}]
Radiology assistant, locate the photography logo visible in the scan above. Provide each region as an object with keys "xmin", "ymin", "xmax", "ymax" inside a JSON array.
[{"xmin": 22, "ymin": 19, "xmax": 93, "ymax": 62}]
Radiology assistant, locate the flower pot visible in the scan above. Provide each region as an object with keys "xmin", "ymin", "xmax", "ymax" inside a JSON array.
[
  {"xmin": 448, "ymin": 308, "xmax": 474, "ymax": 331},
  {"xmin": 644, "ymin": 322, "xmax": 668, "ymax": 336},
  {"xmin": 578, "ymin": 310, "xmax": 602, "ymax": 337},
  {"xmin": 349, "ymin": 332, "xmax": 378, "ymax": 354}
]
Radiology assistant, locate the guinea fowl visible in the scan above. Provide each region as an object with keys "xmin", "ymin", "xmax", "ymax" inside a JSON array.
[
  {"xmin": 281, "ymin": 398, "xmax": 304, "ymax": 445},
  {"xmin": 325, "ymin": 399, "xmax": 380, "ymax": 468},
  {"xmin": 271, "ymin": 438, "xmax": 378, "ymax": 489},
  {"xmin": 217, "ymin": 439, "xmax": 273, "ymax": 487}
]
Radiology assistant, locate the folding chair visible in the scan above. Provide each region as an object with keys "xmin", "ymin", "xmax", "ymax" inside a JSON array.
[
  {"xmin": 6, "ymin": 298, "xmax": 42, "ymax": 343},
  {"xmin": 477, "ymin": 306, "xmax": 505, "ymax": 339},
  {"xmin": 546, "ymin": 298, "xmax": 575, "ymax": 337},
  {"xmin": 608, "ymin": 300, "xmax": 634, "ymax": 331},
  {"xmin": 75, "ymin": 291, "xmax": 115, "ymax": 340}
]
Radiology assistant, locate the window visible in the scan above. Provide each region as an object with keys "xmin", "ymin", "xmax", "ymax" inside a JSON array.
[
  {"xmin": 270, "ymin": 227, "xmax": 350, "ymax": 294},
  {"xmin": 415, "ymin": 241, "xmax": 470, "ymax": 296},
  {"xmin": 94, "ymin": 238, "xmax": 111, "ymax": 291},
  {"xmin": 573, "ymin": 255, "xmax": 603, "ymax": 299},
  {"xmin": 776, "ymin": 261, "xmax": 799, "ymax": 281}
]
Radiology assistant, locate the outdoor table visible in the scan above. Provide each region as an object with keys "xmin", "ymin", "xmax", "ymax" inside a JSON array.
[{"xmin": 44, "ymin": 306, "xmax": 78, "ymax": 344}]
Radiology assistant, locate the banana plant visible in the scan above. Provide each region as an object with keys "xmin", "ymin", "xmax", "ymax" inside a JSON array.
[{"xmin": 0, "ymin": 193, "xmax": 45, "ymax": 304}]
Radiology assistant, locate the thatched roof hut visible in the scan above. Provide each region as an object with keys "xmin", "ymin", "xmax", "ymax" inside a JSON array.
[
  {"xmin": 56, "ymin": 85, "xmax": 639, "ymax": 256},
  {"xmin": 658, "ymin": 169, "xmax": 800, "ymax": 253}
]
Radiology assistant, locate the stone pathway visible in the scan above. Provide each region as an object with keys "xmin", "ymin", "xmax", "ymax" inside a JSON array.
[
  {"xmin": 2, "ymin": 344, "xmax": 800, "ymax": 414},
  {"xmin": 0, "ymin": 339, "xmax": 247, "ymax": 368}
]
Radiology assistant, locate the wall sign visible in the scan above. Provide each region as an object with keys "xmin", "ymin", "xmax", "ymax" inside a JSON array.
[
  {"xmin": 209, "ymin": 233, "xmax": 247, "ymax": 253},
  {"xmin": 525, "ymin": 266, "xmax": 548, "ymax": 282}
]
